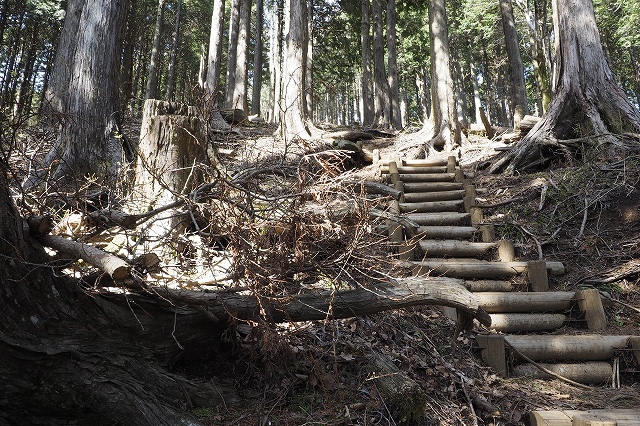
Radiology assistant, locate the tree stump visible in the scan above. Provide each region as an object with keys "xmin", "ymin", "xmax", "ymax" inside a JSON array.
[{"xmin": 133, "ymin": 100, "xmax": 209, "ymax": 254}]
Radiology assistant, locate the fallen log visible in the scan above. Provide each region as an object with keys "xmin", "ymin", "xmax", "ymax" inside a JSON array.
[
  {"xmin": 323, "ymin": 130, "xmax": 375, "ymax": 141},
  {"xmin": 38, "ymin": 234, "xmax": 131, "ymax": 281},
  {"xmin": 157, "ymin": 276, "xmax": 492, "ymax": 326}
]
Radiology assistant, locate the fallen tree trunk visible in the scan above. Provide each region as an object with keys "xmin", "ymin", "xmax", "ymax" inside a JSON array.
[{"xmin": 155, "ymin": 276, "xmax": 492, "ymax": 327}]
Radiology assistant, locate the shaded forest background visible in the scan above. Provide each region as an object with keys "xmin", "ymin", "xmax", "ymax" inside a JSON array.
[{"xmin": 4, "ymin": 0, "xmax": 640, "ymax": 130}]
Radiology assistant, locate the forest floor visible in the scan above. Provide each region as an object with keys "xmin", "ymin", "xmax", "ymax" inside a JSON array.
[
  {"xmin": 192, "ymin": 122, "xmax": 640, "ymax": 426},
  {"xmin": 11, "ymin": 118, "xmax": 640, "ymax": 425}
]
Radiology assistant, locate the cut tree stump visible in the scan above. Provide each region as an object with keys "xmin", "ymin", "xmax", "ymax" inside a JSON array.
[
  {"xmin": 369, "ymin": 351, "xmax": 428, "ymax": 424},
  {"xmin": 133, "ymin": 100, "xmax": 209, "ymax": 253}
]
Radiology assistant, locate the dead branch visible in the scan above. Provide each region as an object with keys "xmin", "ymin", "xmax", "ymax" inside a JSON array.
[{"xmin": 38, "ymin": 234, "xmax": 131, "ymax": 281}]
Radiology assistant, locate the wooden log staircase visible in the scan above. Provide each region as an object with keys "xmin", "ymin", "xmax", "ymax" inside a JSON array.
[{"xmin": 377, "ymin": 154, "xmax": 640, "ymax": 426}]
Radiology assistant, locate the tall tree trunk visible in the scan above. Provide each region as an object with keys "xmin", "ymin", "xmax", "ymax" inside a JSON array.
[
  {"xmin": 269, "ymin": 0, "xmax": 284, "ymax": 123},
  {"xmin": 279, "ymin": 0, "xmax": 318, "ymax": 140},
  {"xmin": 514, "ymin": 0, "xmax": 551, "ymax": 113},
  {"xmin": 499, "ymin": 0, "xmax": 529, "ymax": 119},
  {"xmin": 205, "ymin": 0, "xmax": 225, "ymax": 101},
  {"xmin": 12, "ymin": 22, "xmax": 39, "ymax": 119},
  {"xmin": 360, "ymin": 0, "xmax": 374, "ymax": 126},
  {"xmin": 25, "ymin": 0, "xmax": 131, "ymax": 190},
  {"xmin": 304, "ymin": 0, "xmax": 313, "ymax": 121},
  {"xmin": 386, "ymin": 0, "xmax": 401, "ymax": 129},
  {"xmin": 119, "ymin": 0, "xmax": 136, "ymax": 114},
  {"xmin": 251, "ymin": 0, "xmax": 264, "ymax": 116},
  {"xmin": 165, "ymin": 0, "xmax": 182, "ymax": 102},
  {"xmin": 372, "ymin": 0, "xmax": 390, "ymax": 127},
  {"xmin": 231, "ymin": 0, "xmax": 250, "ymax": 112},
  {"xmin": 145, "ymin": 0, "xmax": 166, "ymax": 100},
  {"xmin": 469, "ymin": 58, "xmax": 482, "ymax": 125},
  {"xmin": 419, "ymin": 0, "xmax": 459, "ymax": 153},
  {"xmin": 491, "ymin": 0, "xmax": 640, "ymax": 174},
  {"xmin": 225, "ymin": 0, "xmax": 241, "ymax": 108},
  {"xmin": 415, "ymin": 65, "xmax": 430, "ymax": 123}
]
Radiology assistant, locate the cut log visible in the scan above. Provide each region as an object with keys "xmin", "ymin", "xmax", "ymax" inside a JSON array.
[
  {"xmin": 488, "ymin": 313, "xmax": 566, "ymax": 332},
  {"xmin": 475, "ymin": 291, "xmax": 575, "ymax": 313},
  {"xmin": 380, "ymin": 165, "xmax": 448, "ymax": 174},
  {"xmin": 513, "ymin": 362, "xmax": 612, "ymax": 384},
  {"xmin": 406, "ymin": 212, "xmax": 470, "ymax": 226},
  {"xmin": 419, "ymin": 239, "xmax": 496, "ymax": 258},
  {"xmin": 402, "ymin": 182, "xmax": 463, "ymax": 193},
  {"xmin": 395, "ymin": 173, "xmax": 455, "ymax": 183},
  {"xmin": 407, "ymin": 259, "xmax": 566, "ymax": 279},
  {"xmin": 368, "ymin": 350, "xmax": 428, "ymax": 424},
  {"xmin": 161, "ymin": 276, "xmax": 492, "ymax": 326},
  {"xmin": 38, "ymin": 234, "xmax": 131, "ymax": 281},
  {"xmin": 403, "ymin": 190, "xmax": 466, "ymax": 203},
  {"xmin": 399, "ymin": 200, "xmax": 464, "ymax": 213},
  {"xmin": 418, "ymin": 225, "xmax": 477, "ymax": 240},
  {"xmin": 504, "ymin": 335, "xmax": 631, "ymax": 361}
]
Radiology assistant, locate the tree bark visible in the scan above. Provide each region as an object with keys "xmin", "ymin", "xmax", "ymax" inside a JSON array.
[
  {"xmin": 145, "ymin": 0, "xmax": 166, "ymax": 100},
  {"xmin": 268, "ymin": 0, "xmax": 284, "ymax": 123},
  {"xmin": 205, "ymin": 0, "xmax": 225, "ymax": 101},
  {"xmin": 279, "ymin": 0, "xmax": 320, "ymax": 140},
  {"xmin": 418, "ymin": 0, "xmax": 459, "ymax": 153},
  {"xmin": 386, "ymin": 0, "xmax": 401, "ymax": 129},
  {"xmin": 360, "ymin": 0, "xmax": 374, "ymax": 126},
  {"xmin": 133, "ymin": 100, "xmax": 208, "ymax": 254},
  {"xmin": 165, "ymin": 0, "xmax": 182, "ymax": 102},
  {"xmin": 490, "ymin": 0, "xmax": 640, "ymax": 174},
  {"xmin": 372, "ymin": 0, "xmax": 390, "ymax": 127},
  {"xmin": 251, "ymin": 0, "xmax": 264, "ymax": 116},
  {"xmin": 25, "ymin": 0, "xmax": 130, "ymax": 190},
  {"xmin": 499, "ymin": 0, "xmax": 529, "ymax": 118},
  {"xmin": 225, "ymin": 0, "xmax": 241, "ymax": 108},
  {"xmin": 231, "ymin": 0, "xmax": 251, "ymax": 113}
]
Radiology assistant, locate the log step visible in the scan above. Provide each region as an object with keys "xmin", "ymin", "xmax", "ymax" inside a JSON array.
[
  {"xmin": 396, "ymin": 173, "xmax": 455, "ymax": 182},
  {"xmin": 418, "ymin": 226, "xmax": 477, "ymax": 240},
  {"xmin": 465, "ymin": 280, "xmax": 514, "ymax": 292},
  {"xmin": 407, "ymin": 259, "xmax": 565, "ymax": 279},
  {"xmin": 406, "ymin": 213, "xmax": 470, "ymax": 226},
  {"xmin": 399, "ymin": 200, "xmax": 464, "ymax": 213},
  {"xmin": 476, "ymin": 291, "xmax": 576, "ymax": 313},
  {"xmin": 402, "ymin": 182, "xmax": 464, "ymax": 193},
  {"xmin": 419, "ymin": 239, "xmax": 496, "ymax": 258},
  {"xmin": 515, "ymin": 362, "xmax": 612, "ymax": 385},
  {"xmin": 489, "ymin": 313, "xmax": 566, "ymax": 332},
  {"xmin": 381, "ymin": 165, "xmax": 448, "ymax": 174},
  {"xmin": 486, "ymin": 334, "xmax": 631, "ymax": 361},
  {"xmin": 530, "ymin": 409, "xmax": 640, "ymax": 426},
  {"xmin": 404, "ymin": 190, "xmax": 466, "ymax": 203}
]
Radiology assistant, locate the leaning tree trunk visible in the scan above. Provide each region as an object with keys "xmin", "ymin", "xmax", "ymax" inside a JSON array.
[{"xmin": 490, "ymin": 0, "xmax": 640, "ymax": 174}]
